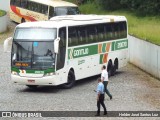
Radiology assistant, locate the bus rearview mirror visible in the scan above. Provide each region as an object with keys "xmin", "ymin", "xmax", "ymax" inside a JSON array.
[
  {"xmin": 4, "ymin": 37, "xmax": 13, "ymax": 53},
  {"xmin": 54, "ymin": 37, "xmax": 60, "ymax": 54}
]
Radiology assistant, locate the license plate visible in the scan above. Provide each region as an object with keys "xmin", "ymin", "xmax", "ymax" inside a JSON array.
[{"xmin": 28, "ymin": 80, "xmax": 35, "ymax": 83}]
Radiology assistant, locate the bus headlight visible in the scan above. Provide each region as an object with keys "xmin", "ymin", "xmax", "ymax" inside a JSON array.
[
  {"xmin": 44, "ymin": 72, "xmax": 55, "ymax": 76},
  {"xmin": 12, "ymin": 71, "xmax": 19, "ymax": 75}
]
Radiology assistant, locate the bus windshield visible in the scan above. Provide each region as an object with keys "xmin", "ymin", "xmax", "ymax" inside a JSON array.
[
  {"xmin": 14, "ymin": 28, "xmax": 57, "ymax": 40},
  {"xmin": 12, "ymin": 41, "xmax": 55, "ymax": 70},
  {"xmin": 55, "ymin": 7, "xmax": 80, "ymax": 16},
  {"xmin": 12, "ymin": 28, "xmax": 57, "ymax": 70}
]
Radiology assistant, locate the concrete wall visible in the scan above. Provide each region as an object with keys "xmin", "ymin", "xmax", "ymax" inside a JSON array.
[
  {"xmin": 0, "ymin": 13, "xmax": 7, "ymax": 33},
  {"xmin": 0, "ymin": 0, "xmax": 10, "ymax": 11},
  {"xmin": 128, "ymin": 35, "xmax": 160, "ymax": 79}
]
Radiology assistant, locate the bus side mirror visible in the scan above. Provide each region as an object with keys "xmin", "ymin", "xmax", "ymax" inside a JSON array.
[
  {"xmin": 54, "ymin": 37, "xmax": 60, "ymax": 54},
  {"xmin": 4, "ymin": 37, "xmax": 13, "ymax": 53}
]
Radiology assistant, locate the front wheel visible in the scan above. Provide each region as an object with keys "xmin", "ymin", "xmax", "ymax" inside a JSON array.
[{"xmin": 62, "ymin": 71, "xmax": 75, "ymax": 89}]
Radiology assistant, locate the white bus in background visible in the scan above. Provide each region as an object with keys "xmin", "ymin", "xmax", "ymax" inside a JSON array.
[
  {"xmin": 9, "ymin": 0, "xmax": 80, "ymax": 23},
  {"xmin": 4, "ymin": 15, "xmax": 128, "ymax": 89}
]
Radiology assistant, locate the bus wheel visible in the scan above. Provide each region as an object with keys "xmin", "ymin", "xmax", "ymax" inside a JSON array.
[
  {"xmin": 21, "ymin": 18, "xmax": 25, "ymax": 23},
  {"xmin": 26, "ymin": 85, "xmax": 38, "ymax": 89},
  {"xmin": 62, "ymin": 71, "xmax": 75, "ymax": 89}
]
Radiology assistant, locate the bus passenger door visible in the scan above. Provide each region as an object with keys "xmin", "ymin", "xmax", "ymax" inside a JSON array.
[{"xmin": 56, "ymin": 27, "xmax": 67, "ymax": 84}]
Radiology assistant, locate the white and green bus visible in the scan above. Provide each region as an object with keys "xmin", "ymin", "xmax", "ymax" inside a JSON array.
[{"xmin": 4, "ymin": 15, "xmax": 128, "ymax": 88}]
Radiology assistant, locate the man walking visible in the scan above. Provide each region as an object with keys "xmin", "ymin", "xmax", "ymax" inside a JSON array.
[
  {"xmin": 95, "ymin": 78, "xmax": 107, "ymax": 116},
  {"xmin": 101, "ymin": 65, "xmax": 112, "ymax": 100}
]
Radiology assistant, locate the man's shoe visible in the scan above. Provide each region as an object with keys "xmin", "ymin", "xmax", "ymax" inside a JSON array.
[
  {"xmin": 110, "ymin": 96, "xmax": 112, "ymax": 100},
  {"xmin": 95, "ymin": 114, "xmax": 100, "ymax": 116},
  {"xmin": 104, "ymin": 112, "xmax": 107, "ymax": 115}
]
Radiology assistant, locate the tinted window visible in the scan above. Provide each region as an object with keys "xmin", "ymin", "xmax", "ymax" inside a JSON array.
[
  {"xmin": 68, "ymin": 27, "xmax": 78, "ymax": 46},
  {"xmin": 77, "ymin": 26, "xmax": 87, "ymax": 45},
  {"xmin": 27, "ymin": 1, "xmax": 48, "ymax": 14},
  {"xmin": 87, "ymin": 25, "xmax": 97, "ymax": 43},
  {"xmin": 57, "ymin": 27, "xmax": 66, "ymax": 70},
  {"xmin": 68, "ymin": 21, "xmax": 127, "ymax": 47},
  {"xmin": 55, "ymin": 7, "xmax": 80, "ymax": 16},
  {"xmin": 96, "ymin": 24, "xmax": 105, "ymax": 42},
  {"xmin": 21, "ymin": 0, "xmax": 28, "ymax": 8},
  {"xmin": 49, "ymin": 6, "xmax": 55, "ymax": 18}
]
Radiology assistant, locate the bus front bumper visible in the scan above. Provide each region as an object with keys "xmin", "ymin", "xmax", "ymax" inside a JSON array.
[{"xmin": 11, "ymin": 74, "xmax": 59, "ymax": 86}]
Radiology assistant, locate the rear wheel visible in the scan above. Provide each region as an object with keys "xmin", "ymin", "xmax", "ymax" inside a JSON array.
[
  {"xmin": 62, "ymin": 71, "xmax": 75, "ymax": 89},
  {"xmin": 26, "ymin": 85, "xmax": 38, "ymax": 89},
  {"xmin": 111, "ymin": 65, "xmax": 116, "ymax": 76},
  {"xmin": 21, "ymin": 18, "xmax": 25, "ymax": 23}
]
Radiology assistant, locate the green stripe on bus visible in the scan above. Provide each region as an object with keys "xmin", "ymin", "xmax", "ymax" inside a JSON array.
[
  {"xmin": 11, "ymin": 67, "xmax": 55, "ymax": 74},
  {"xmin": 102, "ymin": 43, "xmax": 106, "ymax": 53},
  {"xmin": 68, "ymin": 45, "xmax": 98, "ymax": 59},
  {"xmin": 115, "ymin": 39, "xmax": 128, "ymax": 50},
  {"xmin": 100, "ymin": 54, "xmax": 103, "ymax": 64},
  {"xmin": 68, "ymin": 39, "xmax": 128, "ymax": 59},
  {"xmin": 111, "ymin": 41, "xmax": 115, "ymax": 51},
  {"xmin": 11, "ymin": 67, "xmax": 19, "ymax": 73},
  {"xmin": 44, "ymin": 68, "xmax": 55, "ymax": 74}
]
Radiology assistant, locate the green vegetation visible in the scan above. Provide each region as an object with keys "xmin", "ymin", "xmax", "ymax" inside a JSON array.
[
  {"xmin": 107, "ymin": 11, "xmax": 160, "ymax": 46},
  {"xmin": 0, "ymin": 10, "xmax": 6, "ymax": 17},
  {"xmin": 66, "ymin": 0, "xmax": 160, "ymax": 45}
]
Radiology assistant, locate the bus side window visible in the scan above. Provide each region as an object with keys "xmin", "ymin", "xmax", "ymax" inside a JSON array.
[
  {"xmin": 114, "ymin": 23, "xmax": 119, "ymax": 39},
  {"xmin": 41, "ymin": 5, "xmax": 48, "ymax": 15},
  {"xmin": 57, "ymin": 27, "xmax": 66, "ymax": 70},
  {"xmin": 120, "ymin": 22, "xmax": 127, "ymax": 38},
  {"xmin": 87, "ymin": 25, "xmax": 97, "ymax": 43},
  {"xmin": 49, "ymin": 6, "xmax": 55, "ymax": 18},
  {"xmin": 77, "ymin": 26, "xmax": 86, "ymax": 45},
  {"xmin": 68, "ymin": 27, "xmax": 78, "ymax": 46},
  {"xmin": 15, "ymin": 0, "xmax": 21, "ymax": 7},
  {"xmin": 97, "ymin": 24, "xmax": 105, "ymax": 42},
  {"xmin": 104, "ymin": 23, "xmax": 113, "ymax": 41},
  {"xmin": 21, "ymin": 0, "xmax": 27, "ymax": 8},
  {"xmin": 37, "ymin": 4, "xmax": 42, "ymax": 13},
  {"xmin": 27, "ymin": 1, "xmax": 33, "ymax": 11},
  {"xmin": 11, "ymin": 0, "xmax": 16, "ymax": 5}
]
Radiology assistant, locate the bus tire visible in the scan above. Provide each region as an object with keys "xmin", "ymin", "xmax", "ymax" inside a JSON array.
[
  {"xmin": 111, "ymin": 65, "xmax": 116, "ymax": 76},
  {"xmin": 107, "ymin": 61, "xmax": 112, "ymax": 77},
  {"xmin": 26, "ymin": 85, "xmax": 38, "ymax": 89},
  {"xmin": 21, "ymin": 18, "xmax": 25, "ymax": 23},
  {"xmin": 62, "ymin": 71, "xmax": 75, "ymax": 89}
]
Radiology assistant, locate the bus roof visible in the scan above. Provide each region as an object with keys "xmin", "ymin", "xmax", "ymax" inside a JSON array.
[
  {"xmin": 16, "ymin": 15, "xmax": 127, "ymax": 29},
  {"xmin": 30, "ymin": 0, "xmax": 77, "ymax": 7},
  {"xmin": 50, "ymin": 14, "xmax": 127, "ymax": 22}
]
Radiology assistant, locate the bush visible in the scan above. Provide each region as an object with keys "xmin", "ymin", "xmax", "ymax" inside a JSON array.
[
  {"xmin": 0, "ymin": 10, "xmax": 6, "ymax": 17},
  {"xmin": 95, "ymin": 0, "xmax": 122, "ymax": 10},
  {"xmin": 94, "ymin": 0, "xmax": 160, "ymax": 16}
]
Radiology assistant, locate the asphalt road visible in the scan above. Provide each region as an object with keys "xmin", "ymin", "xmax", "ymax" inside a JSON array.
[{"xmin": 0, "ymin": 21, "xmax": 160, "ymax": 120}]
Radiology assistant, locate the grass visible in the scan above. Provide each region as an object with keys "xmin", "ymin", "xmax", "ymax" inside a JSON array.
[
  {"xmin": 79, "ymin": 2, "xmax": 160, "ymax": 46},
  {"xmin": 0, "ymin": 10, "xmax": 6, "ymax": 17}
]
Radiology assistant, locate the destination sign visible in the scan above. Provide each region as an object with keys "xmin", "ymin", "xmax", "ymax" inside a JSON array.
[{"xmin": 15, "ymin": 62, "xmax": 29, "ymax": 67}]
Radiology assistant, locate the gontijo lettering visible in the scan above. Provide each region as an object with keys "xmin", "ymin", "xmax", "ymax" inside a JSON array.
[{"xmin": 73, "ymin": 48, "xmax": 89, "ymax": 57}]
